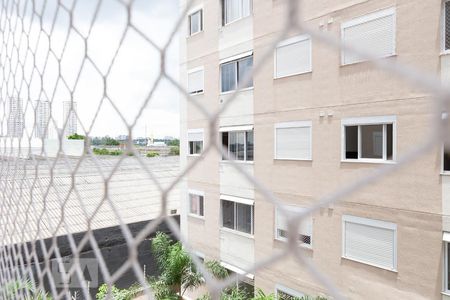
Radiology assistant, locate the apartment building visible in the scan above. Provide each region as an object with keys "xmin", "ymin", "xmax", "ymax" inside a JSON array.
[
  {"xmin": 35, "ymin": 100, "xmax": 50, "ymax": 139},
  {"xmin": 63, "ymin": 100, "xmax": 77, "ymax": 137},
  {"xmin": 7, "ymin": 98, "xmax": 24, "ymax": 138},
  {"xmin": 180, "ymin": 0, "xmax": 449, "ymax": 299}
]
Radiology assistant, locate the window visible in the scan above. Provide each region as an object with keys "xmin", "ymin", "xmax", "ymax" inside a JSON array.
[
  {"xmin": 189, "ymin": 9, "xmax": 202, "ymax": 36},
  {"xmin": 189, "ymin": 190, "xmax": 204, "ymax": 217},
  {"xmin": 342, "ymin": 116, "xmax": 395, "ymax": 162},
  {"xmin": 444, "ymin": 1, "xmax": 450, "ymax": 51},
  {"xmin": 222, "ymin": 0, "xmax": 251, "ymax": 25},
  {"xmin": 274, "ymin": 35, "xmax": 312, "ymax": 78},
  {"xmin": 220, "ymin": 54, "xmax": 253, "ymax": 93},
  {"xmin": 188, "ymin": 129, "xmax": 203, "ymax": 155},
  {"xmin": 221, "ymin": 196, "xmax": 254, "ymax": 235},
  {"xmin": 188, "ymin": 67, "xmax": 204, "ymax": 94},
  {"xmin": 444, "ymin": 146, "xmax": 450, "ymax": 172},
  {"xmin": 444, "ymin": 233, "xmax": 450, "ymax": 293},
  {"xmin": 341, "ymin": 8, "xmax": 396, "ymax": 65},
  {"xmin": 221, "ymin": 127, "xmax": 253, "ymax": 161},
  {"xmin": 275, "ymin": 285, "xmax": 305, "ymax": 300},
  {"xmin": 274, "ymin": 121, "xmax": 312, "ymax": 160},
  {"xmin": 221, "ymin": 262, "xmax": 255, "ymax": 297},
  {"xmin": 275, "ymin": 206, "xmax": 312, "ymax": 247},
  {"xmin": 342, "ymin": 215, "xmax": 397, "ymax": 270}
]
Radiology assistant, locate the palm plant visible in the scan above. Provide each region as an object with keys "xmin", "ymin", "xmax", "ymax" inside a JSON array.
[{"xmin": 150, "ymin": 232, "xmax": 203, "ymax": 299}]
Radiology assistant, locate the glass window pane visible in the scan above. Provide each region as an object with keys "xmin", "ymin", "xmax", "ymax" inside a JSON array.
[
  {"xmin": 447, "ymin": 243, "xmax": 450, "ymax": 290},
  {"xmin": 246, "ymin": 130, "xmax": 253, "ymax": 161},
  {"xmin": 236, "ymin": 203, "xmax": 252, "ymax": 234},
  {"xmin": 229, "ymin": 132, "xmax": 237, "ymax": 159},
  {"xmin": 194, "ymin": 141, "xmax": 203, "ymax": 154},
  {"xmin": 361, "ymin": 125, "xmax": 383, "ymax": 159},
  {"xmin": 222, "ymin": 200, "xmax": 235, "ymax": 229},
  {"xmin": 446, "ymin": 2, "xmax": 450, "ymax": 50},
  {"xmin": 386, "ymin": 124, "xmax": 393, "ymax": 160},
  {"xmin": 190, "ymin": 194, "xmax": 199, "ymax": 214},
  {"xmin": 237, "ymin": 132, "xmax": 245, "ymax": 160},
  {"xmin": 189, "ymin": 141, "xmax": 194, "ymax": 155},
  {"xmin": 199, "ymin": 195, "xmax": 204, "ymax": 216},
  {"xmin": 190, "ymin": 10, "xmax": 201, "ymax": 35},
  {"xmin": 345, "ymin": 126, "xmax": 358, "ymax": 159},
  {"xmin": 222, "ymin": 132, "xmax": 229, "ymax": 160},
  {"xmin": 242, "ymin": 0, "xmax": 251, "ymax": 18},
  {"xmin": 221, "ymin": 62, "xmax": 237, "ymax": 92},
  {"xmin": 238, "ymin": 56, "xmax": 253, "ymax": 88},
  {"xmin": 225, "ymin": 0, "xmax": 241, "ymax": 24},
  {"xmin": 445, "ymin": 147, "xmax": 450, "ymax": 172}
]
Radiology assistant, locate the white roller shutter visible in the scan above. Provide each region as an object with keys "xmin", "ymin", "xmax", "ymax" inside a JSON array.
[
  {"xmin": 275, "ymin": 36, "xmax": 311, "ymax": 78},
  {"xmin": 342, "ymin": 8, "xmax": 395, "ymax": 65},
  {"xmin": 188, "ymin": 130, "xmax": 203, "ymax": 142},
  {"xmin": 343, "ymin": 215, "xmax": 396, "ymax": 270},
  {"xmin": 188, "ymin": 69, "xmax": 204, "ymax": 94},
  {"xmin": 275, "ymin": 122, "xmax": 311, "ymax": 160},
  {"xmin": 276, "ymin": 206, "xmax": 312, "ymax": 242}
]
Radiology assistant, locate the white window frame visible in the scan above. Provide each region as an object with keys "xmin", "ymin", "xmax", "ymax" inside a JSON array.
[
  {"xmin": 442, "ymin": 0, "xmax": 450, "ymax": 54},
  {"xmin": 188, "ymin": 189, "xmax": 205, "ymax": 219},
  {"xmin": 341, "ymin": 7, "xmax": 396, "ymax": 65},
  {"xmin": 188, "ymin": 8, "xmax": 203, "ymax": 37},
  {"xmin": 187, "ymin": 128, "xmax": 204, "ymax": 156},
  {"xmin": 220, "ymin": 195, "xmax": 254, "ymax": 237},
  {"xmin": 222, "ymin": 0, "xmax": 252, "ymax": 26},
  {"xmin": 274, "ymin": 121, "xmax": 312, "ymax": 161},
  {"xmin": 274, "ymin": 205, "xmax": 312, "ymax": 249},
  {"xmin": 219, "ymin": 51, "xmax": 253, "ymax": 95},
  {"xmin": 273, "ymin": 35, "xmax": 312, "ymax": 79},
  {"xmin": 187, "ymin": 66, "xmax": 204, "ymax": 95},
  {"xmin": 342, "ymin": 215, "xmax": 397, "ymax": 271},
  {"xmin": 275, "ymin": 284, "xmax": 305, "ymax": 299},
  {"xmin": 341, "ymin": 115, "xmax": 396, "ymax": 163}
]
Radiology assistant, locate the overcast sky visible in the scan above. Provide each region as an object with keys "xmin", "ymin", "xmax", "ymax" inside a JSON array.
[{"xmin": 10, "ymin": 0, "xmax": 180, "ymax": 139}]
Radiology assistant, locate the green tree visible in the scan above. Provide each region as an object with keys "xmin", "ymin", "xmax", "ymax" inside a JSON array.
[
  {"xmin": 169, "ymin": 146, "xmax": 179, "ymax": 156},
  {"xmin": 150, "ymin": 232, "xmax": 203, "ymax": 299},
  {"xmin": 67, "ymin": 133, "xmax": 85, "ymax": 140}
]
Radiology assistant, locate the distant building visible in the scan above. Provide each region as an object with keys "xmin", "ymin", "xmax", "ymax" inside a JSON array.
[
  {"xmin": 35, "ymin": 100, "xmax": 50, "ymax": 139},
  {"xmin": 7, "ymin": 98, "xmax": 23, "ymax": 137},
  {"xmin": 63, "ymin": 101, "xmax": 77, "ymax": 137}
]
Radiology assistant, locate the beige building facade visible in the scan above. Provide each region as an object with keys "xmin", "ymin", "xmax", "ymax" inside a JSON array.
[{"xmin": 180, "ymin": 0, "xmax": 450, "ymax": 299}]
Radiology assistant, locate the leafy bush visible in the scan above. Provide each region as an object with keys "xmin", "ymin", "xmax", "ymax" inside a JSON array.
[
  {"xmin": 146, "ymin": 151, "xmax": 159, "ymax": 158},
  {"xmin": 169, "ymin": 146, "xmax": 179, "ymax": 156},
  {"xmin": 95, "ymin": 283, "xmax": 139, "ymax": 300},
  {"xmin": 67, "ymin": 133, "xmax": 85, "ymax": 140},
  {"xmin": 93, "ymin": 148, "xmax": 123, "ymax": 156}
]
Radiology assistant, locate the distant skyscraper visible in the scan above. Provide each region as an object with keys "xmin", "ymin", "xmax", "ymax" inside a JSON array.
[
  {"xmin": 7, "ymin": 98, "xmax": 23, "ymax": 137},
  {"xmin": 63, "ymin": 101, "xmax": 77, "ymax": 137},
  {"xmin": 35, "ymin": 100, "xmax": 50, "ymax": 139}
]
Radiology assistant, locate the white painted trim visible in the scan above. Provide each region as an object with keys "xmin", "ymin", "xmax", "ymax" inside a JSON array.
[
  {"xmin": 220, "ymin": 51, "xmax": 253, "ymax": 64},
  {"xmin": 220, "ymin": 227, "xmax": 254, "ymax": 239},
  {"xmin": 340, "ymin": 7, "xmax": 396, "ymax": 65},
  {"xmin": 276, "ymin": 34, "xmax": 311, "ymax": 48},
  {"xmin": 275, "ymin": 120, "xmax": 312, "ymax": 129},
  {"xmin": 220, "ymin": 261, "xmax": 254, "ymax": 280},
  {"xmin": 219, "ymin": 125, "xmax": 253, "ymax": 132},
  {"xmin": 444, "ymin": 232, "xmax": 450, "ymax": 242},
  {"xmin": 341, "ymin": 115, "xmax": 396, "ymax": 126},
  {"xmin": 274, "ymin": 35, "xmax": 312, "ymax": 79},
  {"xmin": 187, "ymin": 66, "xmax": 204, "ymax": 74},
  {"xmin": 341, "ymin": 7, "xmax": 396, "ymax": 29},
  {"xmin": 220, "ymin": 194, "xmax": 254, "ymax": 206},
  {"xmin": 342, "ymin": 215, "xmax": 397, "ymax": 271},
  {"xmin": 188, "ymin": 189, "xmax": 204, "ymax": 196},
  {"xmin": 188, "ymin": 4, "xmax": 203, "ymax": 16},
  {"xmin": 187, "ymin": 128, "xmax": 204, "ymax": 135},
  {"xmin": 341, "ymin": 115, "xmax": 396, "ymax": 162},
  {"xmin": 275, "ymin": 284, "xmax": 305, "ymax": 299},
  {"xmin": 445, "ymin": 242, "xmax": 450, "ymax": 294},
  {"xmin": 274, "ymin": 121, "xmax": 312, "ymax": 161}
]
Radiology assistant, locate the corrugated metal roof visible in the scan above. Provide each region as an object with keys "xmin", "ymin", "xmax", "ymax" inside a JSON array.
[{"xmin": 0, "ymin": 156, "xmax": 180, "ymax": 244}]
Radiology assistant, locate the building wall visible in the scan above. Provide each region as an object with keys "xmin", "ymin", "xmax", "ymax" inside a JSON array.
[{"xmin": 180, "ymin": 0, "xmax": 445, "ymax": 299}]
